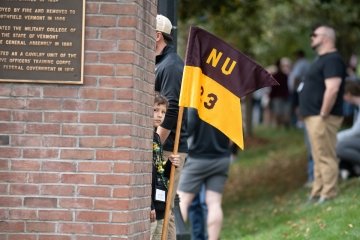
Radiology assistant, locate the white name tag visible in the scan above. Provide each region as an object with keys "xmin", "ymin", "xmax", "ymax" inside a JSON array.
[
  {"xmin": 155, "ymin": 189, "xmax": 166, "ymax": 202},
  {"xmin": 297, "ymin": 82, "xmax": 304, "ymax": 92}
]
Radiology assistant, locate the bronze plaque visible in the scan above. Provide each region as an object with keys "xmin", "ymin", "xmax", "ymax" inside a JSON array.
[{"xmin": 0, "ymin": 0, "xmax": 85, "ymax": 84}]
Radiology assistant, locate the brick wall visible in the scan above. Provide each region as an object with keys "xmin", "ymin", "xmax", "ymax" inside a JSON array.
[{"xmin": 0, "ymin": 0, "xmax": 157, "ymax": 239}]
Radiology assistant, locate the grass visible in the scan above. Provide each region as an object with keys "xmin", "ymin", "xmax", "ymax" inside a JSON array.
[{"xmin": 221, "ymin": 126, "xmax": 360, "ymax": 240}]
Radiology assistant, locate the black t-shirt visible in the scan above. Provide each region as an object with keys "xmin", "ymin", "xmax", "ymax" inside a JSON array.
[
  {"xmin": 299, "ymin": 52, "xmax": 346, "ymax": 117},
  {"xmin": 155, "ymin": 45, "xmax": 188, "ymax": 153},
  {"xmin": 187, "ymin": 108, "xmax": 230, "ymax": 159}
]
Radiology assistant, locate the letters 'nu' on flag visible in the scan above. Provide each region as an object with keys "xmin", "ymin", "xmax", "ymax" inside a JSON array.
[{"xmin": 179, "ymin": 26, "xmax": 278, "ymax": 149}]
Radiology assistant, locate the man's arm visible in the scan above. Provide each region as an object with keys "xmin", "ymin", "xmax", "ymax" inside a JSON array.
[{"xmin": 320, "ymin": 77, "xmax": 342, "ymax": 117}]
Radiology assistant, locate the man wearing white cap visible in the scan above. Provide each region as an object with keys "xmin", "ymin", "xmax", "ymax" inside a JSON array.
[{"xmin": 154, "ymin": 14, "xmax": 188, "ymax": 240}]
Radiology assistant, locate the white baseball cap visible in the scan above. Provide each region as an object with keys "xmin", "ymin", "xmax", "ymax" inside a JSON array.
[{"xmin": 156, "ymin": 14, "xmax": 173, "ymax": 39}]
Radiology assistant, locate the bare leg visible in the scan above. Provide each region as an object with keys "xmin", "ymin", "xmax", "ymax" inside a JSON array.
[
  {"xmin": 177, "ymin": 191, "xmax": 195, "ymax": 222},
  {"xmin": 206, "ymin": 190, "xmax": 223, "ymax": 240}
]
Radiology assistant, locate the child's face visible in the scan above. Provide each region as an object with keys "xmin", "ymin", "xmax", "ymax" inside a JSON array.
[{"xmin": 154, "ymin": 103, "xmax": 167, "ymax": 128}]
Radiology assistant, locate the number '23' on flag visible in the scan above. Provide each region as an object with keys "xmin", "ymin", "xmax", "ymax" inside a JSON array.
[{"xmin": 179, "ymin": 26, "xmax": 278, "ymax": 149}]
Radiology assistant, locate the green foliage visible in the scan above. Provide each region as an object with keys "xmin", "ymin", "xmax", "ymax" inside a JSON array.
[
  {"xmin": 221, "ymin": 127, "xmax": 360, "ymax": 239},
  {"xmin": 178, "ymin": 0, "xmax": 360, "ymax": 66}
]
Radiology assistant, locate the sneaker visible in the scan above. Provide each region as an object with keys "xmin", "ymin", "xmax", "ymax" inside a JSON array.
[
  {"xmin": 317, "ymin": 196, "xmax": 332, "ymax": 205},
  {"xmin": 307, "ymin": 195, "xmax": 319, "ymax": 204},
  {"xmin": 340, "ymin": 169, "xmax": 350, "ymax": 180}
]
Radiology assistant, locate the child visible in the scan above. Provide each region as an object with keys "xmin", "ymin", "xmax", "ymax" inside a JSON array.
[{"xmin": 151, "ymin": 93, "xmax": 180, "ymax": 240}]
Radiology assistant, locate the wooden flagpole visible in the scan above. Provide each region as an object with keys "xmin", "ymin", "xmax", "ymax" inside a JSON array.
[{"xmin": 161, "ymin": 106, "xmax": 184, "ymax": 240}]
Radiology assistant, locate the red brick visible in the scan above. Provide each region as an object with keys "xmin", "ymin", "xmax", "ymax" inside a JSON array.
[
  {"xmin": 113, "ymin": 162, "xmax": 134, "ymax": 173},
  {"xmin": 42, "ymin": 161, "xmax": 76, "ymax": 172},
  {"xmin": 77, "ymin": 186, "xmax": 111, "ymax": 197},
  {"xmin": 79, "ymin": 113, "xmax": 113, "ymax": 124},
  {"xmin": 96, "ymin": 150, "xmax": 131, "ymax": 160},
  {"xmin": 0, "ymin": 110, "xmax": 11, "ymax": 120},
  {"xmin": 0, "ymin": 184, "xmax": 7, "ymax": 194},
  {"xmin": 62, "ymin": 124, "xmax": 96, "ymax": 136},
  {"xmin": 113, "ymin": 187, "xmax": 131, "ymax": 198},
  {"xmin": 24, "ymin": 197, "xmax": 57, "ymax": 208},
  {"xmin": 112, "ymin": 212, "xmax": 130, "ymax": 223},
  {"xmin": 44, "ymin": 112, "xmax": 78, "ymax": 123},
  {"xmin": 0, "ymin": 87, "xmax": 11, "ymax": 96},
  {"xmin": 25, "ymin": 124, "xmax": 61, "ymax": 134},
  {"xmin": 84, "ymin": 52, "xmax": 99, "ymax": 63},
  {"xmin": 11, "ymin": 136, "xmax": 42, "ymax": 147},
  {"xmin": 61, "ymin": 174, "xmax": 94, "ymax": 184},
  {"xmin": 85, "ymin": 27, "xmax": 97, "ymax": 39},
  {"xmin": 63, "ymin": 99, "xmax": 97, "ymax": 111},
  {"xmin": 118, "ymin": 40, "xmax": 136, "ymax": 52},
  {"xmin": 0, "ymin": 99, "xmax": 26, "ymax": 109},
  {"xmin": 86, "ymin": 16, "xmax": 117, "ymax": 27},
  {"xmin": 12, "ymin": 111, "xmax": 42, "ymax": 122},
  {"xmin": 93, "ymin": 223, "xmax": 128, "ymax": 235},
  {"xmin": 128, "ymin": 198, "xmax": 149, "ymax": 209},
  {"xmin": 43, "ymin": 87, "xmax": 78, "ymax": 98},
  {"xmin": 26, "ymin": 222, "xmax": 56, "ymax": 232},
  {"xmin": 0, "ymin": 221, "xmax": 24, "ymax": 232},
  {"xmin": 41, "ymin": 185, "xmax": 75, "ymax": 196},
  {"xmin": 99, "ymin": 77, "xmax": 134, "ymax": 88},
  {"xmin": 42, "ymin": 137, "xmax": 77, "ymax": 147},
  {"xmin": 8, "ymin": 234, "xmax": 37, "ymax": 240},
  {"xmin": 100, "ymin": 53, "xmax": 135, "ymax": 64},
  {"xmin": 60, "ymin": 149, "xmax": 94, "ymax": 160},
  {"xmin": 11, "ymin": 160, "xmax": 40, "ymax": 171},
  {"xmin": 85, "ymin": 2, "xmax": 99, "ymax": 14},
  {"xmin": 98, "ymin": 125, "xmax": 131, "ymax": 136},
  {"xmin": 0, "ymin": 172, "xmax": 27, "ymax": 183},
  {"xmin": 10, "ymin": 86, "xmax": 41, "ymax": 97},
  {"xmin": 83, "ymin": 76, "xmax": 97, "ymax": 86},
  {"xmin": 100, "ymin": 3, "xmax": 137, "ymax": 15},
  {"xmin": 96, "ymin": 175, "xmax": 130, "ymax": 185},
  {"xmin": 114, "ymin": 89, "xmax": 134, "ymax": 100},
  {"xmin": 100, "ymin": 29, "xmax": 136, "ymax": 40},
  {"xmin": 59, "ymin": 223, "xmax": 92, "ymax": 234},
  {"xmin": 23, "ymin": 149, "xmax": 59, "ymax": 159},
  {"xmin": 0, "ymin": 197, "xmax": 22, "ymax": 207},
  {"xmin": 115, "ymin": 113, "xmax": 132, "ymax": 124},
  {"xmin": 114, "ymin": 64, "xmax": 134, "ymax": 77},
  {"xmin": 76, "ymin": 211, "xmax": 109, "ymax": 222},
  {"xmin": 0, "ymin": 123, "xmax": 24, "ymax": 134},
  {"xmin": 38, "ymin": 210, "xmax": 72, "ymax": 221},
  {"xmin": 79, "ymin": 88, "xmax": 114, "ymax": 100},
  {"xmin": 84, "ymin": 64, "xmax": 114, "ymax": 76},
  {"xmin": 9, "ymin": 209, "xmax": 37, "ymax": 220},
  {"xmin": 59, "ymin": 198, "xmax": 93, "ymax": 209},
  {"xmin": 78, "ymin": 162, "xmax": 112, "ymax": 173},
  {"xmin": 38, "ymin": 235, "xmax": 71, "ymax": 240},
  {"xmin": 10, "ymin": 184, "xmax": 39, "ymax": 195},
  {"xmin": 28, "ymin": 173, "xmax": 60, "ymax": 183},
  {"xmin": 114, "ymin": 137, "xmax": 132, "ymax": 148},
  {"xmin": 94, "ymin": 199, "xmax": 128, "ymax": 210},
  {"xmin": 0, "ymin": 159, "xmax": 9, "ymax": 170},
  {"xmin": 118, "ymin": 16, "xmax": 138, "ymax": 27},
  {"xmin": 85, "ymin": 40, "xmax": 117, "ymax": 51},
  {"xmin": 98, "ymin": 101, "xmax": 132, "ymax": 112},
  {"xmin": 79, "ymin": 137, "xmax": 112, "ymax": 148},
  {"xmin": 76, "ymin": 237, "xmax": 110, "ymax": 240},
  {"xmin": 26, "ymin": 99, "xmax": 62, "ymax": 110}
]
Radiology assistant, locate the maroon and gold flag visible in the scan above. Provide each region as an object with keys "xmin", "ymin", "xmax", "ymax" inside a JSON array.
[{"xmin": 179, "ymin": 26, "xmax": 278, "ymax": 149}]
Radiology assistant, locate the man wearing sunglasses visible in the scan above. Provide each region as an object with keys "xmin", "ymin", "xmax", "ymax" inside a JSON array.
[{"xmin": 299, "ymin": 25, "xmax": 346, "ymax": 204}]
